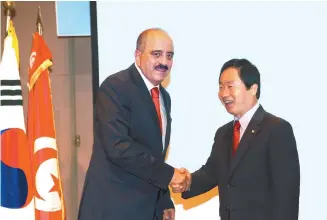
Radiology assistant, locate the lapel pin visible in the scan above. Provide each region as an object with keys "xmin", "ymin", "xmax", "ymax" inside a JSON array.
[{"xmin": 251, "ymin": 129, "xmax": 256, "ymax": 134}]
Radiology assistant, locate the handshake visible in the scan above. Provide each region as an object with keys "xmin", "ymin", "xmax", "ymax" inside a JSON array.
[{"xmin": 169, "ymin": 168, "xmax": 191, "ymax": 193}]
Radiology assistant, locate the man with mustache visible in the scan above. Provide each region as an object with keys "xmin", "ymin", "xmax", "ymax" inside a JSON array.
[
  {"xmin": 78, "ymin": 28, "xmax": 189, "ymax": 220},
  {"xmin": 179, "ymin": 59, "xmax": 300, "ymax": 220}
]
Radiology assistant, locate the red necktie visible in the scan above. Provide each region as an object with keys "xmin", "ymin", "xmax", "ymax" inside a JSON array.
[
  {"xmin": 151, "ymin": 87, "xmax": 162, "ymax": 134},
  {"xmin": 232, "ymin": 120, "xmax": 241, "ymax": 156}
]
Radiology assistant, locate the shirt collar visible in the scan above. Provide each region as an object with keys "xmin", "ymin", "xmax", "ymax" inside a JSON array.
[
  {"xmin": 234, "ymin": 101, "xmax": 260, "ymax": 129},
  {"xmin": 135, "ymin": 63, "xmax": 159, "ymax": 93}
]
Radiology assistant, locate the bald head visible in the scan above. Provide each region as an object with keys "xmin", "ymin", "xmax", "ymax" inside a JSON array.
[
  {"xmin": 136, "ymin": 28, "xmax": 173, "ymax": 52},
  {"xmin": 134, "ymin": 28, "xmax": 174, "ymax": 86}
]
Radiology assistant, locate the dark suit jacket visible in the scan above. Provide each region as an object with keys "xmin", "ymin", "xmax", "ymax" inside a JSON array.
[
  {"xmin": 182, "ymin": 106, "xmax": 300, "ymax": 220},
  {"xmin": 78, "ymin": 64, "xmax": 175, "ymax": 220}
]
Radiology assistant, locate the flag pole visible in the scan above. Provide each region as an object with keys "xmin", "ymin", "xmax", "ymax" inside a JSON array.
[
  {"xmin": 2, "ymin": 1, "xmax": 15, "ymax": 33},
  {"xmin": 36, "ymin": 6, "xmax": 43, "ymax": 36}
]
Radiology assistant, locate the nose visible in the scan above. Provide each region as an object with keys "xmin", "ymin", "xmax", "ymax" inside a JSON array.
[
  {"xmin": 159, "ymin": 55, "xmax": 170, "ymax": 66},
  {"xmin": 219, "ymin": 87, "xmax": 229, "ymax": 98},
  {"xmin": 160, "ymin": 58, "xmax": 168, "ymax": 66}
]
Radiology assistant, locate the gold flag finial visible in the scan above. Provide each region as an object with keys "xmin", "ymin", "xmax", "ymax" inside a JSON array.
[
  {"xmin": 2, "ymin": 1, "xmax": 15, "ymax": 32},
  {"xmin": 3, "ymin": 1, "xmax": 15, "ymax": 17}
]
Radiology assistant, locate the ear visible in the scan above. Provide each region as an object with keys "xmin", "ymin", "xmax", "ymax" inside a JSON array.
[
  {"xmin": 135, "ymin": 49, "xmax": 141, "ymax": 66},
  {"xmin": 250, "ymin": 84, "xmax": 258, "ymax": 96}
]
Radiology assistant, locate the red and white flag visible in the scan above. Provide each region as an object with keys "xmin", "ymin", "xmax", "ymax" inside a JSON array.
[{"xmin": 27, "ymin": 32, "xmax": 66, "ymax": 220}]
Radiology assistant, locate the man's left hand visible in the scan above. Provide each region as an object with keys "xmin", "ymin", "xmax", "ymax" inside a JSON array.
[{"xmin": 163, "ymin": 208, "xmax": 175, "ymax": 220}]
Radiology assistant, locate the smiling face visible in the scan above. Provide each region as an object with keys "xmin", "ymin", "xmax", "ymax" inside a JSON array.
[
  {"xmin": 218, "ymin": 67, "xmax": 258, "ymax": 118},
  {"xmin": 135, "ymin": 30, "xmax": 174, "ymax": 86}
]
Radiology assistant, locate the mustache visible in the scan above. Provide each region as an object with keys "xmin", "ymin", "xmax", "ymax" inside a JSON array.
[{"xmin": 155, "ymin": 64, "xmax": 168, "ymax": 71}]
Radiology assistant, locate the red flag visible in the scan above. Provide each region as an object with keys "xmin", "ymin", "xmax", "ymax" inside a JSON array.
[{"xmin": 27, "ymin": 32, "xmax": 66, "ymax": 220}]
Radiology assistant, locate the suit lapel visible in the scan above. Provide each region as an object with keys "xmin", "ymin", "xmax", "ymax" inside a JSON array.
[
  {"xmin": 222, "ymin": 122, "xmax": 233, "ymax": 171},
  {"xmin": 129, "ymin": 64, "xmax": 163, "ymax": 147},
  {"xmin": 160, "ymin": 85, "xmax": 171, "ymax": 154},
  {"xmin": 229, "ymin": 106, "xmax": 265, "ymax": 178}
]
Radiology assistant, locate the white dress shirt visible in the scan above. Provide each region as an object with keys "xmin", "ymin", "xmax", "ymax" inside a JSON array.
[
  {"xmin": 234, "ymin": 102, "xmax": 260, "ymax": 140},
  {"xmin": 135, "ymin": 63, "xmax": 167, "ymax": 150}
]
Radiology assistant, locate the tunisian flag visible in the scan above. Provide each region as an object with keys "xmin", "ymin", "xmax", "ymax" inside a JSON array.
[{"xmin": 27, "ymin": 32, "xmax": 66, "ymax": 220}]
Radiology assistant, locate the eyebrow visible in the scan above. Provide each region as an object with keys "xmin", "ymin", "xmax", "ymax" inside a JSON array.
[
  {"xmin": 219, "ymin": 80, "xmax": 235, "ymax": 84},
  {"xmin": 151, "ymin": 50, "xmax": 174, "ymax": 55}
]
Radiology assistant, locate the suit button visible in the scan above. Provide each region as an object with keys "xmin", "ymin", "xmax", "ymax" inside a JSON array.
[
  {"xmin": 228, "ymin": 184, "xmax": 231, "ymax": 188},
  {"xmin": 225, "ymin": 206, "xmax": 229, "ymax": 211}
]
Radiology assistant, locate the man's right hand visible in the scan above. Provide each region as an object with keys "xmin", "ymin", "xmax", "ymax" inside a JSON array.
[{"xmin": 169, "ymin": 168, "xmax": 191, "ymax": 193}]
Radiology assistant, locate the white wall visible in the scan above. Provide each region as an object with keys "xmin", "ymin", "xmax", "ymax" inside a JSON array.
[{"xmin": 96, "ymin": 2, "xmax": 327, "ymax": 219}]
